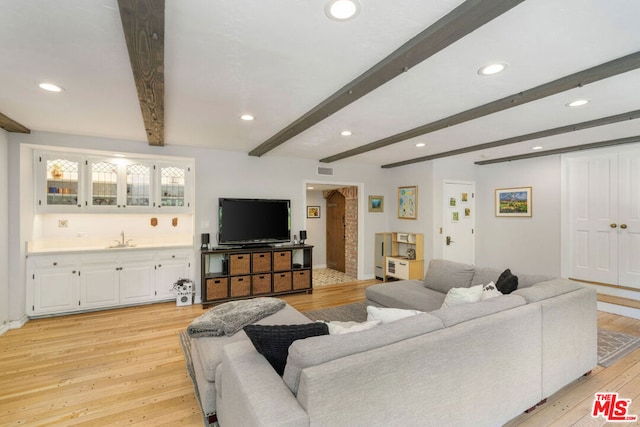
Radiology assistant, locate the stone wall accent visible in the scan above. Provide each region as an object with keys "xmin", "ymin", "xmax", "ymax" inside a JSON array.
[{"xmin": 323, "ymin": 186, "xmax": 358, "ymax": 278}]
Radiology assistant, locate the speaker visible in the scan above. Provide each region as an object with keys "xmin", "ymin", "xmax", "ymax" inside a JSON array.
[
  {"xmin": 201, "ymin": 233, "xmax": 210, "ymax": 250},
  {"xmin": 299, "ymin": 230, "xmax": 307, "ymax": 245}
]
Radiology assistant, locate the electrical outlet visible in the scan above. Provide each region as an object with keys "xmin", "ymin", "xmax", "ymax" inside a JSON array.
[{"xmin": 58, "ymin": 220, "xmax": 68, "ymax": 228}]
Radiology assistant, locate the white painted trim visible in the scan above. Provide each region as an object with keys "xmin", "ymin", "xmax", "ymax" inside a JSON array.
[
  {"xmin": 597, "ymin": 302, "xmax": 640, "ymax": 320},
  {"xmin": 0, "ymin": 324, "xmax": 8, "ymax": 336},
  {"xmin": 313, "ymin": 264, "xmax": 328, "ymax": 269},
  {"xmin": 10, "ymin": 316, "xmax": 28, "ymax": 330}
]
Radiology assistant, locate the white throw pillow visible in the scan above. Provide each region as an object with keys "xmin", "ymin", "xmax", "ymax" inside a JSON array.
[
  {"xmin": 441, "ymin": 285, "xmax": 483, "ymax": 308},
  {"xmin": 366, "ymin": 306, "xmax": 423, "ymax": 323},
  {"xmin": 321, "ymin": 320, "xmax": 381, "ymax": 335},
  {"xmin": 481, "ymin": 281, "xmax": 502, "ymax": 300}
]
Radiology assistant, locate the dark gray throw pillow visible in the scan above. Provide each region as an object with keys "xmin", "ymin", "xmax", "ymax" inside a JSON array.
[
  {"xmin": 244, "ymin": 323, "xmax": 329, "ymax": 376},
  {"xmin": 496, "ymin": 268, "xmax": 518, "ymax": 294}
]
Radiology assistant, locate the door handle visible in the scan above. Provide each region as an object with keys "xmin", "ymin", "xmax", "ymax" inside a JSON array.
[
  {"xmin": 446, "ymin": 236, "xmax": 454, "ymax": 246},
  {"xmin": 610, "ymin": 223, "xmax": 617, "ymax": 228},
  {"xmin": 620, "ymin": 224, "xmax": 628, "ymax": 229}
]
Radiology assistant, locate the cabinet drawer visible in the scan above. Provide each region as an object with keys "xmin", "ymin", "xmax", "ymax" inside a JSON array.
[
  {"xmin": 252, "ymin": 273, "xmax": 271, "ymax": 294},
  {"xmin": 230, "ymin": 276, "xmax": 251, "ymax": 297},
  {"xmin": 273, "ymin": 271, "xmax": 292, "ymax": 292},
  {"xmin": 229, "ymin": 254, "xmax": 250, "ymax": 275},
  {"xmin": 273, "ymin": 251, "xmax": 292, "ymax": 271},
  {"xmin": 292, "ymin": 270, "xmax": 311, "ymax": 290},
  {"xmin": 252, "ymin": 252, "xmax": 272, "ymax": 273},
  {"xmin": 386, "ymin": 257, "xmax": 409, "ymax": 280},
  {"xmin": 206, "ymin": 277, "xmax": 228, "ymax": 300}
]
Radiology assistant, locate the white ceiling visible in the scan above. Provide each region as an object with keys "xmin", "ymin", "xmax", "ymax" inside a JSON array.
[{"xmin": 1, "ymin": 0, "xmax": 640, "ymax": 166}]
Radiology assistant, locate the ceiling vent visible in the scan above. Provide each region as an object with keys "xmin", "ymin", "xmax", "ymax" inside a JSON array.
[{"xmin": 317, "ymin": 166, "xmax": 334, "ymax": 176}]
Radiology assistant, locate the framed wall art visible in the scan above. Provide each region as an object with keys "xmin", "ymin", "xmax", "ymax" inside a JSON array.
[
  {"xmin": 307, "ymin": 206, "xmax": 321, "ymax": 218},
  {"xmin": 495, "ymin": 187, "xmax": 532, "ymax": 217},
  {"xmin": 398, "ymin": 186, "xmax": 418, "ymax": 219},
  {"xmin": 368, "ymin": 195, "xmax": 384, "ymax": 213}
]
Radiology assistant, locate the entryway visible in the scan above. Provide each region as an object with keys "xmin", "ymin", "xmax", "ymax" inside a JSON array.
[{"xmin": 442, "ymin": 180, "xmax": 476, "ymax": 265}]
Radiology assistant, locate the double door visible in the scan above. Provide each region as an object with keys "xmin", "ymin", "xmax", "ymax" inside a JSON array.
[{"xmin": 564, "ymin": 146, "xmax": 640, "ymax": 289}]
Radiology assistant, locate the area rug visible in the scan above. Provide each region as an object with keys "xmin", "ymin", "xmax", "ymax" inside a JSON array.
[
  {"xmin": 312, "ymin": 268, "xmax": 357, "ymax": 287},
  {"xmin": 302, "ymin": 302, "xmax": 640, "ymax": 368},
  {"xmin": 598, "ymin": 328, "xmax": 640, "ymax": 367}
]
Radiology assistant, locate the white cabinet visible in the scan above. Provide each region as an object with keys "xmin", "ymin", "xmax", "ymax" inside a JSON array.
[
  {"xmin": 29, "ymin": 256, "xmax": 80, "ymax": 315},
  {"xmin": 27, "ymin": 248, "xmax": 194, "ymax": 316},
  {"xmin": 155, "ymin": 249, "xmax": 192, "ymax": 300},
  {"xmin": 35, "ymin": 153, "xmax": 86, "ymax": 212},
  {"xmin": 35, "ymin": 150, "xmax": 194, "ymax": 213}
]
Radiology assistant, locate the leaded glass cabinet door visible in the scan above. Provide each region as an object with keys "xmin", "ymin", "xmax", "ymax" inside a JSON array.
[
  {"xmin": 36, "ymin": 153, "xmax": 85, "ymax": 212},
  {"xmin": 88, "ymin": 159, "xmax": 119, "ymax": 208},
  {"xmin": 156, "ymin": 161, "xmax": 192, "ymax": 211},
  {"xmin": 125, "ymin": 162, "xmax": 152, "ymax": 208}
]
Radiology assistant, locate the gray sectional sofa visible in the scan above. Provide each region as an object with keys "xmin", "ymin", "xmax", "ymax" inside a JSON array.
[{"xmin": 190, "ymin": 259, "xmax": 597, "ymax": 426}]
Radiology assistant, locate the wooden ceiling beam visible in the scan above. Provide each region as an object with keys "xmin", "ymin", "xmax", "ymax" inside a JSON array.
[
  {"xmin": 474, "ymin": 135, "xmax": 640, "ymax": 165},
  {"xmin": 248, "ymin": 0, "xmax": 526, "ymax": 157},
  {"xmin": 381, "ymin": 109, "xmax": 640, "ymax": 168},
  {"xmin": 0, "ymin": 112, "xmax": 30, "ymax": 133},
  {"xmin": 322, "ymin": 51, "xmax": 640, "ymax": 163},
  {"xmin": 118, "ymin": 0, "xmax": 165, "ymax": 146}
]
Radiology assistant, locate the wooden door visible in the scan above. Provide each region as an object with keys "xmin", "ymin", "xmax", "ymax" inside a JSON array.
[{"xmin": 326, "ymin": 191, "xmax": 346, "ymax": 272}]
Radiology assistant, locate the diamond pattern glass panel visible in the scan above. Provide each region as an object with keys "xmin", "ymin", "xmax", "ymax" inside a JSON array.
[
  {"xmin": 46, "ymin": 159, "xmax": 79, "ymax": 206},
  {"xmin": 91, "ymin": 161, "xmax": 118, "ymax": 206},
  {"xmin": 160, "ymin": 166, "xmax": 186, "ymax": 207},
  {"xmin": 126, "ymin": 163, "xmax": 151, "ymax": 207}
]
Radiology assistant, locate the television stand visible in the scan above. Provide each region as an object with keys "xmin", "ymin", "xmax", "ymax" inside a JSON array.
[{"xmin": 200, "ymin": 244, "xmax": 313, "ymax": 307}]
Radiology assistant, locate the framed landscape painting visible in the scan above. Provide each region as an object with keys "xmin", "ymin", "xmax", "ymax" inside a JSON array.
[
  {"xmin": 495, "ymin": 187, "xmax": 532, "ymax": 217},
  {"xmin": 368, "ymin": 195, "xmax": 384, "ymax": 212},
  {"xmin": 307, "ymin": 206, "xmax": 320, "ymax": 218}
]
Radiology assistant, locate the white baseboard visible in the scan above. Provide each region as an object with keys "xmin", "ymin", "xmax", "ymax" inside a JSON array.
[
  {"xmin": 9, "ymin": 316, "xmax": 29, "ymax": 330},
  {"xmin": 313, "ymin": 264, "xmax": 327, "ymax": 269},
  {"xmin": 0, "ymin": 323, "xmax": 8, "ymax": 336},
  {"xmin": 597, "ymin": 301, "xmax": 640, "ymax": 320}
]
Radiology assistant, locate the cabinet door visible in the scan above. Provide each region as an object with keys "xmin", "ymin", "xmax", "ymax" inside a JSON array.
[
  {"xmin": 124, "ymin": 161, "xmax": 153, "ymax": 209},
  {"xmin": 80, "ymin": 260, "xmax": 120, "ymax": 308},
  {"xmin": 156, "ymin": 161, "xmax": 193, "ymax": 211},
  {"xmin": 120, "ymin": 255, "xmax": 155, "ymax": 303},
  {"xmin": 31, "ymin": 260, "xmax": 80, "ymax": 314},
  {"xmin": 35, "ymin": 152, "xmax": 84, "ymax": 212},
  {"xmin": 88, "ymin": 158, "xmax": 120, "ymax": 209},
  {"xmin": 155, "ymin": 252, "xmax": 192, "ymax": 300}
]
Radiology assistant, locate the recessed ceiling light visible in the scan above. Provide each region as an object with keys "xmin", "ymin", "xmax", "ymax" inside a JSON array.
[
  {"xmin": 477, "ymin": 63, "xmax": 507, "ymax": 76},
  {"xmin": 38, "ymin": 82, "xmax": 63, "ymax": 92},
  {"xmin": 415, "ymin": 143, "xmax": 426, "ymax": 148},
  {"xmin": 566, "ymin": 99, "xmax": 589, "ymax": 107},
  {"xmin": 340, "ymin": 130, "xmax": 352, "ymax": 136},
  {"xmin": 325, "ymin": 0, "xmax": 360, "ymax": 21},
  {"xmin": 531, "ymin": 146, "xmax": 543, "ymax": 151},
  {"xmin": 240, "ymin": 114, "xmax": 255, "ymax": 121}
]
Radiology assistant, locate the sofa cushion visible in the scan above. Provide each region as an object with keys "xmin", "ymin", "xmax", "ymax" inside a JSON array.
[
  {"xmin": 244, "ymin": 323, "xmax": 329, "ymax": 376},
  {"xmin": 366, "ymin": 306, "xmax": 423, "ymax": 323},
  {"xmin": 496, "ymin": 269, "xmax": 518, "ymax": 294},
  {"xmin": 283, "ymin": 313, "xmax": 445, "ymax": 394},
  {"xmin": 423, "ymin": 259, "xmax": 475, "ymax": 293},
  {"xmin": 191, "ymin": 303, "xmax": 310, "ymax": 382},
  {"xmin": 471, "ymin": 267, "xmax": 554, "ymax": 289},
  {"xmin": 366, "ymin": 280, "xmax": 446, "ymax": 312},
  {"xmin": 323, "ymin": 320, "xmax": 381, "ymax": 335},
  {"xmin": 430, "ymin": 294, "xmax": 527, "ymax": 327},
  {"xmin": 441, "ymin": 285, "xmax": 483, "ymax": 308},
  {"xmin": 512, "ymin": 278, "xmax": 583, "ymax": 303}
]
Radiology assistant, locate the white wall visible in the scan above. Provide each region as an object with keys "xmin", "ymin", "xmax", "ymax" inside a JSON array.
[
  {"xmin": 305, "ymin": 190, "xmax": 326, "ymax": 268},
  {"xmin": 0, "ymin": 129, "xmax": 9, "ymax": 335}
]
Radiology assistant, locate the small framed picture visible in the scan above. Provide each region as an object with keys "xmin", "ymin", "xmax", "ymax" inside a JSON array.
[
  {"xmin": 398, "ymin": 186, "xmax": 418, "ymax": 219},
  {"xmin": 449, "ymin": 197, "xmax": 457, "ymax": 207},
  {"xmin": 368, "ymin": 196, "xmax": 384, "ymax": 213},
  {"xmin": 495, "ymin": 187, "xmax": 532, "ymax": 217},
  {"xmin": 307, "ymin": 206, "xmax": 321, "ymax": 218},
  {"xmin": 452, "ymin": 211, "xmax": 459, "ymax": 222}
]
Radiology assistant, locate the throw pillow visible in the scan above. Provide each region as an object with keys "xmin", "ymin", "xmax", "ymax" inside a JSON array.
[
  {"xmin": 496, "ymin": 269, "xmax": 519, "ymax": 294},
  {"xmin": 441, "ymin": 285, "xmax": 483, "ymax": 308},
  {"xmin": 243, "ymin": 323, "xmax": 329, "ymax": 376},
  {"xmin": 320, "ymin": 320, "xmax": 381, "ymax": 335},
  {"xmin": 366, "ymin": 306, "xmax": 423, "ymax": 324},
  {"xmin": 481, "ymin": 281, "xmax": 502, "ymax": 300}
]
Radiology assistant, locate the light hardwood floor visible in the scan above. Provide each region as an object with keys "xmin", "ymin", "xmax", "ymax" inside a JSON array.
[{"xmin": 1, "ymin": 280, "xmax": 639, "ymax": 426}]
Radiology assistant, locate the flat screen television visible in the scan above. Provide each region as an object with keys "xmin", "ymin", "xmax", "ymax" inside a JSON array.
[{"xmin": 218, "ymin": 198, "xmax": 291, "ymax": 246}]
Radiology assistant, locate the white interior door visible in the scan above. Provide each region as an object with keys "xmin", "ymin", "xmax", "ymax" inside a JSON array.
[
  {"xmin": 618, "ymin": 150, "xmax": 640, "ymax": 288},
  {"xmin": 442, "ymin": 180, "xmax": 475, "ymax": 265}
]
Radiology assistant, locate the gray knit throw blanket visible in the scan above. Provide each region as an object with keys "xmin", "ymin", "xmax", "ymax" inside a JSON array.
[{"xmin": 187, "ymin": 297, "xmax": 286, "ymax": 337}]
